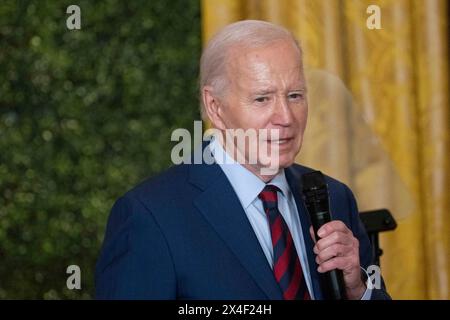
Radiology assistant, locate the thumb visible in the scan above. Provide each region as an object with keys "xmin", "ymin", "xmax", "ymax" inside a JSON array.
[{"xmin": 309, "ymin": 226, "xmax": 317, "ymax": 243}]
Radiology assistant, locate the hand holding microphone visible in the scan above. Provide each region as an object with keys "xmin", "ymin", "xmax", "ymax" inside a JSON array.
[{"xmin": 302, "ymin": 171, "xmax": 366, "ymax": 300}]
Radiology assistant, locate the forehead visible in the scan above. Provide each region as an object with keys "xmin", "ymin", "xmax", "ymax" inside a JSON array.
[{"xmin": 226, "ymin": 40, "xmax": 304, "ymax": 86}]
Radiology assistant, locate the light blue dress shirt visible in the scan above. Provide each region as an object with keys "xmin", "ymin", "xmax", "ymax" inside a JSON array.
[{"xmin": 210, "ymin": 138, "xmax": 371, "ymax": 300}]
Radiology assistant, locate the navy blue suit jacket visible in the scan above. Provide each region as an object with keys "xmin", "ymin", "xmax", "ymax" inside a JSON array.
[{"xmin": 95, "ymin": 155, "xmax": 390, "ymax": 299}]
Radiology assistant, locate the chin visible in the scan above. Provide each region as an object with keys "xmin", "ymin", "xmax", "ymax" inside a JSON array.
[
  {"xmin": 279, "ymin": 159, "xmax": 295, "ymax": 169},
  {"xmin": 276, "ymin": 153, "xmax": 296, "ymax": 169}
]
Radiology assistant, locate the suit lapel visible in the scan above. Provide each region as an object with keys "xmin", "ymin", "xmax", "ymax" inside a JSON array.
[
  {"xmin": 285, "ymin": 166, "xmax": 324, "ymax": 300},
  {"xmin": 189, "ymin": 161, "xmax": 283, "ymax": 300}
]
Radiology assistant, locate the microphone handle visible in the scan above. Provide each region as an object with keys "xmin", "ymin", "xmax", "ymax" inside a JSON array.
[{"xmin": 311, "ymin": 210, "xmax": 347, "ymax": 300}]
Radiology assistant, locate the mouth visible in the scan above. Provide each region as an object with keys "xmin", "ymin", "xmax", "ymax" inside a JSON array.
[{"xmin": 266, "ymin": 137, "xmax": 294, "ymax": 145}]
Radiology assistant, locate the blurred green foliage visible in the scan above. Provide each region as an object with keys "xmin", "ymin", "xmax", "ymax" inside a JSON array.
[{"xmin": 0, "ymin": 0, "xmax": 200, "ymax": 299}]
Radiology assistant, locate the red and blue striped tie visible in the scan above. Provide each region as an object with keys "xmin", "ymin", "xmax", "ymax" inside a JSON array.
[{"xmin": 259, "ymin": 184, "xmax": 310, "ymax": 300}]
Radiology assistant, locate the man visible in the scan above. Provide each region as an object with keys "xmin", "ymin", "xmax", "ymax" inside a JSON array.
[{"xmin": 95, "ymin": 20, "xmax": 390, "ymax": 300}]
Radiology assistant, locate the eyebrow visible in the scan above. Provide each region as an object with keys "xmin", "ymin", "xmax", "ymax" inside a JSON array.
[
  {"xmin": 253, "ymin": 87, "xmax": 307, "ymax": 95},
  {"xmin": 291, "ymin": 88, "xmax": 307, "ymax": 92},
  {"xmin": 253, "ymin": 89, "xmax": 276, "ymax": 95}
]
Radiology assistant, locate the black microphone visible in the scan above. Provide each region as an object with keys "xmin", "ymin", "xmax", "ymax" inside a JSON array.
[{"xmin": 301, "ymin": 170, "xmax": 347, "ymax": 300}]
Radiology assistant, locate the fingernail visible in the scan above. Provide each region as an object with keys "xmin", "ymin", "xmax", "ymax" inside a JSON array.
[{"xmin": 318, "ymin": 229, "xmax": 325, "ymax": 237}]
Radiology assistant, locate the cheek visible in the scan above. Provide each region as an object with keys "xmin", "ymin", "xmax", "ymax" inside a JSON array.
[
  {"xmin": 293, "ymin": 104, "xmax": 308, "ymax": 130},
  {"xmin": 239, "ymin": 110, "xmax": 272, "ymax": 130},
  {"xmin": 301, "ymin": 108, "xmax": 308, "ymax": 130},
  {"xmin": 301, "ymin": 103, "xmax": 309, "ymax": 126}
]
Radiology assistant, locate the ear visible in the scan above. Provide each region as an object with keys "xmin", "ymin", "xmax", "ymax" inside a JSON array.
[{"xmin": 202, "ymin": 86, "xmax": 227, "ymax": 130}]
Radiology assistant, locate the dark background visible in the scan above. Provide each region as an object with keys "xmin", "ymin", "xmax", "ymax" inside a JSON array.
[{"xmin": 0, "ymin": 0, "xmax": 200, "ymax": 299}]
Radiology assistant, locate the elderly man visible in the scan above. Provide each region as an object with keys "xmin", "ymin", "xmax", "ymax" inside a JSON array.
[{"xmin": 95, "ymin": 20, "xmax": 390, "ymax": 300}]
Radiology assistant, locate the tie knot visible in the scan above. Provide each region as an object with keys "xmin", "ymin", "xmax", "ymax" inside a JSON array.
[{"xmin": 258, "ymin": 184, "xmax": 280, "ymax": 209}]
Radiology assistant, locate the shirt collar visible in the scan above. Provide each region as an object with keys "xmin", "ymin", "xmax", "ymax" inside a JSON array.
[{"xmin": 210, "ymin": 138, "xmax": 291, "ymax": 209}]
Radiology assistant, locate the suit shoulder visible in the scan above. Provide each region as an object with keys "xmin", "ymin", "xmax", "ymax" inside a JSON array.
[{"xmin": 123, "ymin": 164, "xmax": 190, "ymax": 202}]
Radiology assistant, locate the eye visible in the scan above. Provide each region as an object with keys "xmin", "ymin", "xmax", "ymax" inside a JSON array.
[
  {"xmin": 288, "ymin": 92, "xmax": 305, "ymax": 100},
  {"xmin": 255, "ymin": 96, "xmax": 270, "ymax": 103}
]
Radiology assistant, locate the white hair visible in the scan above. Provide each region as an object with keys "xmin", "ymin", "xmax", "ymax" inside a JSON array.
[{"xmin": 199, "ymin": 20, "xmax": 303, "ymax": 120}]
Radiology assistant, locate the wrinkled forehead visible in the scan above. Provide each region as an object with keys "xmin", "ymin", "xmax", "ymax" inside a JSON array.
[
  {"xmin": 225, "ymin": 40, "xmax": 305, "ymax": 87},
  {"xmin": 227, "ymin": 39, "xmax": 302, "ymax": 64}
]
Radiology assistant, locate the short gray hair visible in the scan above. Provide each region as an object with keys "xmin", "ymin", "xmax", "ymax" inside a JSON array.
[{"xmin": 199, "ymin": 20, "xmax": 303, "ymax": 120}]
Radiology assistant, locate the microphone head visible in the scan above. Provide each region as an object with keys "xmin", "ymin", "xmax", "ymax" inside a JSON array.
[
  {"xmin": 301, "ymin": 170, "xmax": 331, "ymax": 222},
  {"xmin": 301, "ymin": 170, "xmax": 326, "ymax": 192}
]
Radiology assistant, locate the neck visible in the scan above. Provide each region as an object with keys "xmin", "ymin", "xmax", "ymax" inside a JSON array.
[
  {"xmin": 241, "ymin": 163, "xmax": 279, "ymax": 183},
  {"xmin": 215, "ymin": 134, "xmax": 281, "ymax": 183}
]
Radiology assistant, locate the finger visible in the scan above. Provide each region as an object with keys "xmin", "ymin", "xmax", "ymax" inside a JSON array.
[
  {"xmin": 317, "ymin": 220, "xmax": 351, "ymax": 238},
  {"xmin": 315, "ymin": 243, "xmax": 353, "ymax": 265},
  {"xmin": 317, "ymin": 255, "xmax": 356, "ymax": 273},
  {"xmin": 315, "ymin": 231, "xmax": 355, "ymax": 252},
  {"xmin": 309, "ymin": 226, "xmax": 317, "ymax": 243}
]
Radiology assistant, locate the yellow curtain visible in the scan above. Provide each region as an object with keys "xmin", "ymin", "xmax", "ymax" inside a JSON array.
[{"xmin": 201, "ymin": 0, "xmax": 449, "ymax": 299}]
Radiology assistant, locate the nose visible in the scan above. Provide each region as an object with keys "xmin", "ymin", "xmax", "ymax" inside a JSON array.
[{"xmin": 272, "ymin": 95, "xmax": 294, "ymax": 127}]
